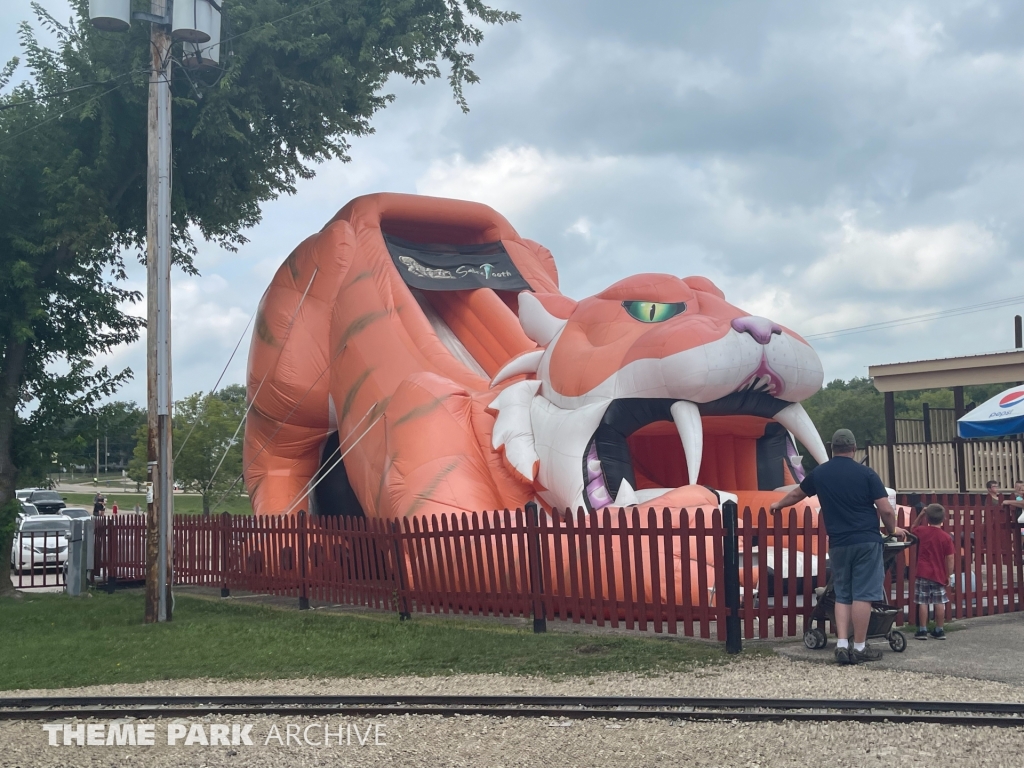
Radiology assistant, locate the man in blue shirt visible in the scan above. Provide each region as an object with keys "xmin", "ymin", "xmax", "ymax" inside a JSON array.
[{"xmin": 771, "ymin": 429, "xmax": 906, "ymax": 665}]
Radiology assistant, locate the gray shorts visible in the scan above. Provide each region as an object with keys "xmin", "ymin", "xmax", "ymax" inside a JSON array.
[{"xmin": 830, "ymin": 541, "xmax": 884, "ymax": 604}]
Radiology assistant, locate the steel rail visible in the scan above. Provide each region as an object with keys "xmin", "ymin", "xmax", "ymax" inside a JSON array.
[{"xmin": 3, "ymin": 695, "xmax": 1024, "ymax": 726}]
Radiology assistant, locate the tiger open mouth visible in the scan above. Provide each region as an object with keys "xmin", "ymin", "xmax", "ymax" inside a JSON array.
[{"xmin": 581, "ymin": 391, "xmax": 817, "ymax": 511}]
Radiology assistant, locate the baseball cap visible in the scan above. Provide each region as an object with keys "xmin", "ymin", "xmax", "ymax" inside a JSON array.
[{"xmin": 831, "ymin": 428, "xmax": 857, "ymax": 452}]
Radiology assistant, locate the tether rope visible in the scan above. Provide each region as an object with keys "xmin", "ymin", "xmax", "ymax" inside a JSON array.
[
  {"xmin": 173, "ymin": 305, "xmax": 257, "ymax": 461},
  {"xmin": 281, "ymin": 410, "xmax": 385, "ymax": 517},
  {"xmin": 203, "ymin": 268, "xmax": 318, "ymax": 495}
]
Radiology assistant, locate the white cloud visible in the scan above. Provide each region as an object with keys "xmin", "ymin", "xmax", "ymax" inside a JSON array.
[
  {"xmin": 806, "ymin": 214, "xmax": 1000, "ymax": 292},
  {"xmin": 92, "ymin": 267, "xmax": 256, "ymax": 405},
  {"xmin": 566, "ymin": 216, "xmax": 593, "ymax": 239},
  {"xmin": 9, "ymin": 0, "xmax": 1024, "ymax": 399},
  {"xmin": 846, "ymin": 6, "xmax": 949, "ymax": 63},
  {"xmin": 417, "ymin": 146, "xmax": 619, "ymax": 221}
]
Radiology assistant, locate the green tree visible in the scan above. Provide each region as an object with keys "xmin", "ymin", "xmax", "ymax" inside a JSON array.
[
  {"xmin": 0, "ymin": 0, "xmax": 518, "ymax": 596},
  {"xmin": 127, "ymin": 422, "xmax": 148, "ymax": 491},
  {"xmin": 801, "ymin": 377, "xmax": 887, "ymax": 447},
  {"xmin": 798, "ymin": 379, "xmax": 1017, "ymax": 474},
  {"xmin": 130, "ymin": 386, "xmax": 248, "ymax": 507},
  {"xmin": 173, "ymin": 389, "xmax": 248, "ymax": 516},
  {"xmin": 51, "ymin": 401, "xmax": 147, "ymax": 480},
  {"xmin": 893, "ymin": 384, "xmax": 1008, "ymax": 418}
]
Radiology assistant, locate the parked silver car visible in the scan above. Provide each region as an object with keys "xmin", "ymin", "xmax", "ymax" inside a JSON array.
[
  {"xmin": 17, "ymin": 502, "xmax": 39, "ymax": 521},
  {"xmin": 10, "ymin": 516, "xmax": 70, "ymax": 573}
]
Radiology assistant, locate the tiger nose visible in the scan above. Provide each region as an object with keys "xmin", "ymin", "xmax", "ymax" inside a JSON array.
[{"xmin": 731, "ymin": 316, "xmax": 782, "ymax": 345}]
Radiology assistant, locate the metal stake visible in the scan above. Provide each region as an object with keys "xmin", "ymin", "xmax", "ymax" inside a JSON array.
[{"xmin": 723, "ymin": 500, "xmax": 742, "ymax": 654}]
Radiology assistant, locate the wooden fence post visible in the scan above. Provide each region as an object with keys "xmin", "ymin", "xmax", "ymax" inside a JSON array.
[
  {"xmin": 390, "ymin": 519, "xmax": 412, "ymax": 620},
  {"xmin": 526, "ymin": 502, "xmax": 546, "ymax": 633},
  {"xmin": 105, "ymin": 517, "xmax": 118, "ymax": 594},
  {"xmin": 722, "ymin": 500, "xmax": 742, "ymax": 653},
  {"xmin": 298, "ymin": 510, "xmax": 310, "ymax": 610},
  {"xmin": 220, "ymin": 512, "xmax": 231, "ymax": 598}
]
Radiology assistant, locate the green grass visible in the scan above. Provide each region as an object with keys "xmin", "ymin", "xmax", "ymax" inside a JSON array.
[
  {"xmin": 0, "ymin": 592, "xmax": 752, "ymax": 691},
  {"xmin": 59, "ymin": 492, "xmax": 253, "ymax": 516}
]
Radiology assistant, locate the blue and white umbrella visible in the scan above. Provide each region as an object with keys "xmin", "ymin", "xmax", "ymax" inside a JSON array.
[{"xmin": 957, "ymin": 385, "xmax": 1024, "ymax": 438}]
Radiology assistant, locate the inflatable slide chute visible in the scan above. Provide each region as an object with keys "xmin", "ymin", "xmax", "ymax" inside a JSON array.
[{"xmin": 243, "ymin": 193, "xmax": 833, "ymax": 606}]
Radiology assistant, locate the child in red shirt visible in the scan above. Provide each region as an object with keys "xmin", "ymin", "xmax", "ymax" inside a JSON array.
[{"xmin": 912, "ymin": 503, "xmax": 955, "ymax": 640}]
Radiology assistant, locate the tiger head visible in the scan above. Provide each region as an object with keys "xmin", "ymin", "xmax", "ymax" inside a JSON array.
[{"xmin": 489, "ymin": 273, "xmax": 827, "ymax": 512}]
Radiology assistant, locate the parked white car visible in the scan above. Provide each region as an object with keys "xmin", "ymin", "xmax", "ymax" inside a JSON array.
[
  {"xmin": 10, "ymin": 516, "xmax": 70, "ymax": 573},
  {"xmin": 61, "ymin": 506, "xmax": 92, "ymax": 522}
]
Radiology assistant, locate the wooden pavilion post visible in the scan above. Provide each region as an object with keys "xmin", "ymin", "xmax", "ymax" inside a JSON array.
[
  {"xmin": 954, "ymin": 386, "xmax": 968, "ymax": 493},
  {"xmin": 884, "ymin": 391, "xmax": 897, "ymax": 489}
]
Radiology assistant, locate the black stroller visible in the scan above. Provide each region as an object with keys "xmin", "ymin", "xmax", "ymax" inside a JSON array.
[{"xmin": 803, "ymin": 532, "xmax": 917, "ymax": 653}]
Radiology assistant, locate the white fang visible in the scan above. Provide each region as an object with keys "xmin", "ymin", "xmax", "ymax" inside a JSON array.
[
  {"xmin": 490, "ymin": 349, "xmax": 544, "ymax": 387},
  {"xmin": 670, "ymin": 400, "xmax": 703, "ymax": 485},
  {"xmin": 612, "ymin": 478, "xmax": 639, "ymax": 507},
  {"xmin": 773, "ymin": 402, "xmax": 828, "ymax": 465}
]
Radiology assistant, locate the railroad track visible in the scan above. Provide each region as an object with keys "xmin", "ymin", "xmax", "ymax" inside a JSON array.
[{"xmin": 2, "ymin": 695, "xmax": 1024, "ymax": 727}]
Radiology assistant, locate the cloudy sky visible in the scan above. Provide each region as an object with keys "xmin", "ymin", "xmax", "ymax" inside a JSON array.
[{"xmin": 4, "ymin": 0, "xmax": 1024, "ymax": 406}]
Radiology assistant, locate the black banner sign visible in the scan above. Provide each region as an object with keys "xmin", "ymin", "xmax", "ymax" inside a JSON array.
[{"xmin": 384, "ymin": 234, "xmax": 532, "ymax": 292}]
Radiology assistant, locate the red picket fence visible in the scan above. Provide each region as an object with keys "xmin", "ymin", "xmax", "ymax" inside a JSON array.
[
  {"xmin": 393, "ymin": 507, "xmax": 728, "ymax": 638},
  {"xmin": 89, "ymin": 501, "xmax": 1024, "ymax": 640},
  {"xmin": 895, "ymin": 494, "xmax": 1024, "ymax": 621},
  {"xmin": 93, "ymin": 514, "xmax": 147, "ymax": 582},
  {"xmin": 94, "ymin": 513, "xmax": 400, "ymax": 611}
]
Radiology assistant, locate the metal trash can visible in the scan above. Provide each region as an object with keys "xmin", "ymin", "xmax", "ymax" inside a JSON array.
[{"xmin": 65, "ymin": 518, "xmax": 94, "ymax": 596}]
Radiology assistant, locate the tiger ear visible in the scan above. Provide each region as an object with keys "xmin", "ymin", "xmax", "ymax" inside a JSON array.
[
  {"xmin": 518, "ymin": 291, "xmax": 576, "ymax": 346},
  {"xmin": 683, "ymin": 275, "xmax": 725, "ymax": 299}
]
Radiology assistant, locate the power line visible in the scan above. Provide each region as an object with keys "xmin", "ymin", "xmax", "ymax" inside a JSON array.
[
  {"xmin": 805, "ymin": 294, "xmax": 1024, "ymax": 341},
  {"xmin": 0, "ymin": 77, "xmax": 139, "ymax": 147},
  {"xmin": 0, "ymin": 79, "xmax": 121, "ymax": 111}
]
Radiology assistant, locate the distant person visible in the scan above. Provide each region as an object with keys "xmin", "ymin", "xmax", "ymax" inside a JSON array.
[
  {"xmin": 1002, "ymin": 480, "xmax": 1024, "ymax": 522},
  {"xmin": 92, "ymin": 492, "xmax": 106, "ymax": 516},
  {"xmin": 912, "ymin": 503, "xmax": 955, "ymax": 640},
  {"xmin": 771, "ymin": 428, "xmax": 906, "ymax": 665},
  {"xmin": 111, "ymin": 502, "xmax": 119, "ymax": 516},
  {"xmin": 986, "ymin": 480, "xmax": 1001, "ymax": 505},
  {"xmin": 134, "ymin": 503, "xmax": 141, "ymax": 514}
]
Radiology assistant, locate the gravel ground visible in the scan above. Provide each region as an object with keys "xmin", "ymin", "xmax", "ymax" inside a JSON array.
[{"xmin": 3, "ymin": 657, "xmax": 1023, "ymax": 767}]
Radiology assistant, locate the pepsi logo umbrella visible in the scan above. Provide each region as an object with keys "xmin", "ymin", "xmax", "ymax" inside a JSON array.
[{"xmin": 957, "ymin": 386, "xmax": 1024, "ymax": 438}]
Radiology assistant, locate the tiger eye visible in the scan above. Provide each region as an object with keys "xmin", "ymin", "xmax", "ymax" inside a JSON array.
[{"xmin": 621, "ymin": 301, "xmax": 687, "ymax": 323}]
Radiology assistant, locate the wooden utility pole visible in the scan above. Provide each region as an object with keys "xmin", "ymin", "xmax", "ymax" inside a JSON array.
[
  {"xmin": 144, "ymin": 0, "xmax": 174, "ymax": 624},
  {"xmin": 884, "ymin": 391, "xmax": 897, "ymax": 489}
]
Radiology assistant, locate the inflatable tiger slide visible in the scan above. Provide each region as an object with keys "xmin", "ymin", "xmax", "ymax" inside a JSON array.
[{"xmin": 243, "ymin": 193, "xmax": 833, "ymax": 605}]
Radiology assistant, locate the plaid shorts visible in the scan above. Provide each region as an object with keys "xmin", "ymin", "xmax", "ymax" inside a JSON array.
[{"xmin": 915, "ymin": 578, "xmax": 948, "ymax": 605}]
